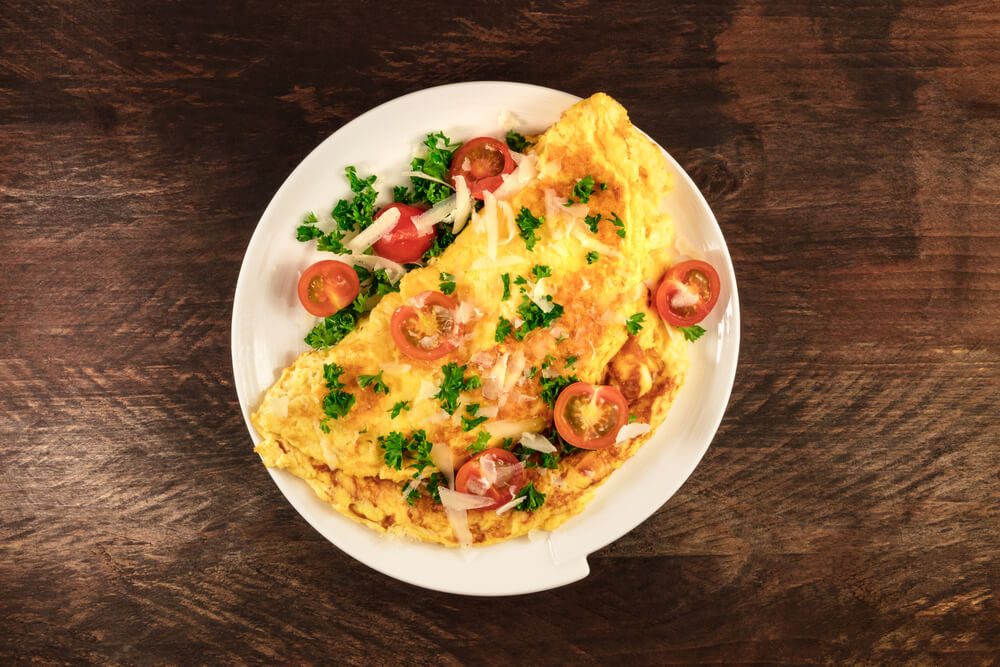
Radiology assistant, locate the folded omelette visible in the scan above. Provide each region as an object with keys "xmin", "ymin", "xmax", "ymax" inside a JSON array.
[{"xmin": 252, "ymin": 93, "xmax": 689, "ymax": 546}]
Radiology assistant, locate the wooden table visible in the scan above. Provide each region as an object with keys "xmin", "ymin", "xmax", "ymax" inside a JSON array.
[{"xmin": 2, "ymin": 1, "xmax": 997, "ymax": 663}]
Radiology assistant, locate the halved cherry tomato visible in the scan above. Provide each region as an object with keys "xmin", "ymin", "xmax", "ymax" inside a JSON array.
[
  {"xmin": 390, "ymin": 290, "xmax": 461, "ymax": 361},
  {"xmin": 553, "ymin": 382, "xmax": 629, "ymax": 450},
  {"xmin": 448, "ymin": 137, "xmax": 516, "ymax": 199},
  {"xmin": 372, "ymin": 203, "xmax": 434, "ymax": 263},
  {"xmin": 455, "ymin": 448, "xmax": 526, "ymax": 510},
  {"xmin": 296, "ymin": 260, "xmax": 360, "ymax": 317},
  {"xmin": 654, "ymin": 260, "xmax": 721, "ymax": 327}
]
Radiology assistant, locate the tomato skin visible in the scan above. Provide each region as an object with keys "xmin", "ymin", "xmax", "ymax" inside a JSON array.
[
  {"xmin": 654, "ymin": 260, "xmax": 721, "ymax": 327},
  {"xmin": 448, "ymin": 137, "xmax": 516, "ymax": 199},
  {"xmin": 372, "ymin": 203, "xmax": 434, "ymax": 263},
  {"xmin": 296, "ymin": 260, "xmax": 361, "ymax": 317},
  {"xmin": 455, "ymin": 448, "xmax": 526, "ymax": 510},
  {"xmin": 553, "ymin": 382, "xmax": 629, "ymax": 450},
  {"xmin": 390, "ymin": 290, "xmax": 461, "ymax": 361}
]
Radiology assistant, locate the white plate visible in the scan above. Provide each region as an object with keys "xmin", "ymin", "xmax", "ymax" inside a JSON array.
[{"xmin": 232, "ymin": 81, "xmax": 740, "ymax": 596}]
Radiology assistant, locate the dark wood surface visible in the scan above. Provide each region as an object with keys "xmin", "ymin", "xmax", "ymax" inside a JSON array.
[{"xmin": 2, "ymin": 1, "xmax": 998, "ymax": 664}]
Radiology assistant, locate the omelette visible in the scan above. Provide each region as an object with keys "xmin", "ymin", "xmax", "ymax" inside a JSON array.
[{"xmin": 252, "ymin": 93, "xmax": 695, "ymax": 546}]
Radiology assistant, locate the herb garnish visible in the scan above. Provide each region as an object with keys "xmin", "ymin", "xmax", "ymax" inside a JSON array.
[
  {"xmin": 584, "ymin": 213, "xmax": 602, "ymax": 234},
  {"xmin": 409, "ymin": 132, "xmax": 457, "ymax": 205},
  {"xmin": 513, "ymin": 295, "xmax": 564, "ymax": 341},
  {"xmin": 434, "ymin": 363, "xmax": 481, "ymax": 415},
  {"xmin": 357, "ymin": 370, "xmax": 390, "ymax": 394},
  {"xmin": 540, "ymin": 374, "xmax": 579, "ymax": 407},
  {"xmin": 515, "ymin": 207, "xmax": 544, "ymax": 251},
  {"xmin": 531, "ymin": 265, "xmax": 552, "ymax": 280},
  {"xmin": 319, "ymin": 363, "xmax": 356, "ymax": 429},
  {"xmin": 514, "ymin": 482, "xmax": 546, "ymax": 512},
  {"xmin": 467, "ymin": 431, "xmax": 491, "ymax": 454},
  {"xmin": 611, "ymin": 212, "xmax": 626, "ymax": 238},
  {"xmin": 389, "ymin": 400, "xmax": 411, "ymax": 418},
  {"xmin": 625, "ymin": 313, "xmax": 645, "ymax": 335},
  {"xmin": 680, "ymin": 325, "xmax": 706, "ymax": 342},
  {"xmin": 332, "ymin": 166, "xmax": 378, "ymax": 232},
  {"xmin": 461, "ymin": 403, "xmax": 488, "ymax": 432},
  {"xmin": 439, "ymin": 272, "xmax": 456, "ymax": 295},
  {"xmin": 378, "ymin": 429, "xmax": 433, "ymax": 473},
  {"xmin": 501, "ymin": 273, "xmax": 511, "ymax": 301},
  {"xmin": 565, "ymin": 355, "xmax": 578, "ymax": 368},
  {"xmin": 586, "ymin": 251, "xmax": 599, "ymax": 264},
  {"xmin": 495, "ymin": 316, "xmax": 513, "ymax": 343},
  {"xmin": 505, "ymin": 130, "xmax": 533, "ymax": 152},
  {"xmin": 566, "ymin": 175, "xmax": 596, "ymax": 205}
]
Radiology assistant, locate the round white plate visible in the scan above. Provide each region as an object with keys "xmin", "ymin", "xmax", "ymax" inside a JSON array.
[{"xmin": 232, "ymin": 81, "xmax": 740, "ymax": 596}]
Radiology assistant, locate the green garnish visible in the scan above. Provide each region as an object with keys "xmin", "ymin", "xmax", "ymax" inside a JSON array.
[
  {"xmin": 567, "ymin": 175, "xmax": 596, "ymax": 205},
  {"xmin": 540, "ymin": 374, "xmax": 579, "ymax": 407},
  {"xmin": 514, "ymin": 482, "xmax": 546, "ymax": 512},
  {"xmin": 625, "ymin": 313, "xmax": 645, "ymax": 335},
  {"xmin": 434, "ymin": 363, "xmax": 481, "ymax": 415},
  {"xmin": 515, "ymin": 207, "xmax": 544, "ymax": 251},
  {"xmin": 680, "ymin": 325, "xmax": 706, "ymax": 342},
  {"xmin": 565, "ymin": 355, "xmax": 578, "ymax": 367},
  {"xmin": 501, "ymin": 273, "xmax": 511, "ymax": 301},
  {"xmin": 461, "ymin": 403, "xmax": 488, "ymax": 432},
  {"xmin": 389, "ymin": 400, "xmax": 411, "ymax": 418},
  {"xmin": 628, "ymin": 413, "xmax": 638, "ymax": 423},
  {"xmin": 505, "ymin": 130, "xmax": 533, "ymax": 152},
  {"xmin": 392, "ymin": 185, "xmax": 414, "ymax": 204},
  {"xmin": 439, "ymin": 272, "xmax": 456, "ymax": 295},
  {"xmin": 541, "ymin": 353, "xmax": 556, "ymax": 369},
  {"xmin": 357, "ymin": 370, "xmax": 390, "ymax": 394},
  {"xmin": 423, "ymin": 225, "xmax": 457, "ymax": 261},
  {"xmin": 410, "ymin": 132, "xmax": 457, "ymax": 205},
  {"xmin": 584, "ymin": 213, "xmax": 602, "ymax": 234},
  {"xmin": 495, "ymin": 316, "xmax": 513, "ymax": 343},
  {"xmin": 467, "ymin": 430, "xmax": 491, "ymax": 454},
  {"xmin": 513, "ymin": 295, "xmax": 564, "ymax": 340},
  {"xmin": 378, "ymin": 429, "xmax": 433, "ymax": 473},
  {"xmin": 426, "ymin": 472, "xmax": 443, "ymax": 504},
  {"xmin": 320, "ymin": 363, "xmax": 355, "ymax": 425},
  {"xmin": 531, "ymin": 265, "xmax": 552, "ymax": 280},
  {"xmin": 611, "ymin": 212, "xmax": 626, "ymax": 238},
  {"xmin": 305, "ymin": 308, "xmax": 358, "ymax": 350},
  {"xmin": 586, "ymin": 251, "xmax": 599, "ymax": 264},
  {"xmin": 331, "ymin": 166, "xmax": 378, "ymax": 232}
]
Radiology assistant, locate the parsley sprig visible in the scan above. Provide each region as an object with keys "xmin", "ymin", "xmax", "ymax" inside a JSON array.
[
  {"xmin": 513, "ymin": 295, "xmax": 564, "ymax": 341},
  {"xmin": 515, "ymin": 207, "xmax": 544, "ymax": 251},
  {"xmin": 388, "ymin": 400, "xmax": 411, "ymax": 418},
  {"xmin": 319, "ymin": 363, "xmax": 355, "ymax": 430},
  {"xmin": 438, "ymin": 272, "xmax": 456, "ymax": 296},
  {"xmin": 357, "ymin": 370, "xmax": 390, "ymax": 394},
  {"xmin": 434, "ymin": 363, "xmax": 481, "ymax": 415},
  {"xmin": 566, "ymin": 175, "xmax": 596, "ymax": 205},
  {"xmin": 505, "ymin": 130, "xmax": 533, "ymax": 152},
  {"xmin": 680, "ymin": 325, "xmax": 706, "ymax": 342},
  {"xmin": 514, "ymin": 483, "xmax": 546, "ymax": 512},
  {"xmin": 625, "ymin": 313, "xmax": 645, "ymax": 335}
]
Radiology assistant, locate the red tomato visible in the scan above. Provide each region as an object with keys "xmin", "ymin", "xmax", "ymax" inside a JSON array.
[
  {"xmin": 654, "ymin": 260, "xmax": 721, "ymax": 327},
  {"xmin": 372, "ymin": 203, "xmax": 434, "ymax": 263},
  {"xmin": 389, "ymin": 290, "xmax": 462, "ymax": 361},
  {"xmin": 448, "ymin": 137, "xmax": 515, "ymax": 199},
  {"xmin": 296, "ymin": 260, "xmax": 360, "ymax": 317},
  {"xmin": 455, "ymin": 448, "xmax": 526, "ymax": 510},
  {"xmin": 553, "ymin": 382, "xmax": 629, "ymax": 450}
]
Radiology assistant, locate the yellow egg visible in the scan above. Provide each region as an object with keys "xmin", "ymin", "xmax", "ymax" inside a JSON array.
[{"xmin": 252, "ymin": 93, "xmax": 689, "ymax": 546}]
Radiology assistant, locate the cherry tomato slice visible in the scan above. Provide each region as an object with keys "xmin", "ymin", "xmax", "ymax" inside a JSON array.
[
  {"xmin": 296, "ymin": 260, "xmax": 360, "ymax": 317},
  {"xmin": 390, "ymin": 290, "xmax": 461, "ymax": 361},
  {"xmin": 654, "ymin": 260, "xmax": 721, "ymax": 327},
  {"xmin": 455, "ymin": 448, "xmax": 526, "ymax": 510},
  {"xmin": 553, "ymin": 382, "xmax": 629, "ymax": 450},
  {"xmin": 448, "ymin": 137, "xmax": 516, "ymax": 199},
  {"xmin": 372, "ymin": 203, "xmax": 434, "ymax": 264}
]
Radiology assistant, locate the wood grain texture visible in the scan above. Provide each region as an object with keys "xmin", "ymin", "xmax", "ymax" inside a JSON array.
[{"xmin": 1, "ymin": 0, "xmax": 998, "ymax": 663}]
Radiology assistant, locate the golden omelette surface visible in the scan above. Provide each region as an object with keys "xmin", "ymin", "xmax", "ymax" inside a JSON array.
[{"xmin": 252, "ymin": 93, "xmax": 689, "ymax": 546}]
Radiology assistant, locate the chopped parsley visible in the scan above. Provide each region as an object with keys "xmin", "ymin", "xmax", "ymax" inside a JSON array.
[
  {"xmin": 514, "ymin": 482, "xmax": 546, "ymax": 512},
  {"xmin": 320, "ymin": 363, "xmax": 355, "ymax": 427},
  {"xmin": 515, "ymin": 207, "xmax": 544, "ymax": 251},
  {"xmin": 565, "ymin": 355, "xmax": 578, "ymax": 368},
  {"xmin": 392, "ymin": 185, "xmax": 414, "ymax": 204},
  {"xmin": 628, "ymin": 413, "xmax": 638, "ymax": 423},
  {"xmin": 438, "ymin": 271, "xmax": 456, "ymax": 295},
  {"xmin": 331, "ymin": 166, "xmax": 378, "ymax": 232},
  {"xmin": 353, "ymin": 265, "xmax": 400, "ymax": 298},
  {"xmin": 423, "ymin": 225, "xmax": 457, "ymax": 261},
  {"xmin": 501, "ymin": 273, "xmax": 511, "ymax": 301},
  {"xmin": 541, "ymin": 353, "xmax": 556, "ymax": 369},
  {"xmin": 625, "ymin": 313, "xmax": 646, "ymax": 335},
  {"xmin": 378, "ymin": 429, "xmax": 433, "ymax": 473},
  {"xmin": 305, "ymin": 308, "xmax": 357, "ymax": 349},
  {"xmin": 586, "ymin": 251, "xmax": 599, "ymax": 264},
  {"xmin": 611, "ymin": 212, "xmax": 626, "ymax": 238},
  {"xmin": 410, "ymin": 131, "xmax": 457, "ymax": 205},
  {"xmin": 357, "ymin": 370, "xmax": 390, "ymax": 394},
  {"xmin": 584, "ymin": 213, "xmax": 602, "ymax": 234},
  {"xmin": 434, "ymin": 363, "xmax": 481, "ymax": 415},
  {"xmin": 505, "ymin": 130, "xmax": 533, "ymax": 152},
  {"xmin": 461, "ymin": 403, "xmax": 488, "ymax": 432},
  {"xmin": 425, "ymin": 472, "xmax": 443, "ymax": 504},
  {"xmin": 540, "ymin": 374, "xmax": 579, "ymax": 407},
  {"xmin": 513, "ymin": 295, "xmax": 564, "ymax": 341},
  {"xmin": 680, "ymin": 324, "xmax": 707, "ymax": 342},
  {"xmin": 467, "ymin": 430, "xmax": 491, "ymax": 454},
  {"xmin": 295, "ymin": 212, "xmax": 323, "ymax": 241},
  {"xmin": 566, "ymin": 175, "xmax": 596, "ymax": 205},
  {"xmin": 495, "ymin": 316, "xmax": 513, "ymax": 343},
  {"xmin": 531, "ymin": 265, "xmax": 552, "ymax": 280},
  {"xmin": 388, "ymin": 400, "xmax": 411, "ymax": 418}
]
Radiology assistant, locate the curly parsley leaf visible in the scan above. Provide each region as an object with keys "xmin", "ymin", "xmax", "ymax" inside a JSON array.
[
  {"xmin": 515, "ymin": 207, "xmax": 544, "ymax": 251},
  {"xmin": 439, "ymin": 272, "xmax": 456, "ymax": 296},
  {"xmin": 586, "ymin": 251, "xmax": 599, "ymax": 264},
  {"xmin": 680, "ymin": 324, "xmax": 707, "ymax": 342},
  {"xmin": 495, "ymin": 316, "xmax": 513, "ymax": 343},
  {"xmin": 378, "ymin": 429, "xmax": 433, "ymax": 473},
  {"xmin": 611, "ymin": 212, "xmax": 626, "ymax": 238},
  {"xmin": 426, "ymin": 472, "xmax": 443, "ymax": 504},
  {"xmin": 531, "ymin": 265, "xmax": 552, "ymax": 280},
  {"xmin": 305, "ymin": 311, "xmax": 355, "ymax": 349},
  {"xmin": 461, "ymin": 403, "xmax": 488, "ymax": 432},
  {"xmin": 320, "ymin": 363, "xmax": 355, "ymax": 422},
  {"xmin": 514, "ymin": 295, "xmax": 564, "ymax": 341},
  {"xmin": 514, "ymin": 482, "xmax": 546, "ymax": 512},
  {"xmin": 501, "ymin": 273, "xmax": 511, "ymax": 301},
  {"xmin": 540, "ymin": 374, "xmax": 580, "ymax": 407},
  {"xmin": 505, "ymin": 130, "xmax": 533, "ymax": 152},
  {"xmin": 392, "ymin": 185, "xmax": 414, "ymax": 204},
  {"xmin": 584, "ymin": 213, "xmax": 602, "ymax": 234},
  {"xmin": 434, "ymin": 363, "xmax": 481, "ymax": 415},
  {"xmin": 467, "ymin": 430, "xmax": 491, "ymax": 454},
  {"xmin": 423, "ymin": 225, "xmax": 457, "ymax": 261},
  {"xmin": 565, "ymin": 355, "xmax": 578, "ymax": 368},
  {"xmin": 410, "ymin": 132, "xmax": 457, "ymax": 205},
  {"xmin": 331, "ymin": 166, "xmax": 378, "ymax": 232},
  {"xmin": 567, "ymin": 175, "xmax": 596, "ymax": 205},
  {"xmin": 358, "ymin": 370, "xmax": 390, "ymax": 394},
  {"xmin": 626, "ymin": 312, "xmax": 646, "ymax": 335},
  {"xmin": 389, "ymin": 400, "xmax": 411, "ymax": 418}
]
